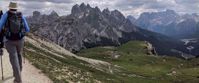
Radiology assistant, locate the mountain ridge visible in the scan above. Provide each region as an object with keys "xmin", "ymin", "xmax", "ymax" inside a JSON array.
[
  {"xmin": 27, "ymin": 3, "xmax": 194, "ymax": 58},
  {"xmin": 130, "ymin": 9, "xmax": 199, "ymax": 38}
]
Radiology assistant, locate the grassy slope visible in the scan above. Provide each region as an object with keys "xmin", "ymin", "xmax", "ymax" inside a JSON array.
[
  {"xmin": 77, "ymin": 41, "xmax": 199, "ymax": 83},
  {"xmin": 24, "ymin": 34, "xmax": 199, "ymax": 83},
  {"xmin": 24, "ymin": 37, "xmax": 128, "ymax": 83}
]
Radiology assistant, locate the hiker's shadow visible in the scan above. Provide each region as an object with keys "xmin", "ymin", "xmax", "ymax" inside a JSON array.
[{"xmin": 0, "ymin": 76, "xmax": 14, "ymax": 83}]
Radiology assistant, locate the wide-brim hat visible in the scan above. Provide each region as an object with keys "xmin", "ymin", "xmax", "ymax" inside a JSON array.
[{"xmin": 9, "ymin": 2, "xmax": 18, "ymax": 9}]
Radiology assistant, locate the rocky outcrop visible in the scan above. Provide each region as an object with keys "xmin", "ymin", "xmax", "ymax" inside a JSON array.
[{"xmin": 145, "ymin": 41, "xmax": 157, "ymax": 55}]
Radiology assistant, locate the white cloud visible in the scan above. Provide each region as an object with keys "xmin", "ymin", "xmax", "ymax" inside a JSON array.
[{"xmin": 0, "ymin": 0, "xmax": 198, "ymax": 17}]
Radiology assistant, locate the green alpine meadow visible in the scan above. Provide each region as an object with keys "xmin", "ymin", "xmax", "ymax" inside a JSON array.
[{"xmin": 24, "ymin": 35, "xmax": 199, "ymax": 83}]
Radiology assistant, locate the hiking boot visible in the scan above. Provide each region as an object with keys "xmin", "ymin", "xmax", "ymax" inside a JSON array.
[
  {"xmin": 14, "ymin": 79, "xmax": 22, "ymax": 83},
  {"xmin": 14, "ymin": 81, "xmax": 22, "ymax": 83}
]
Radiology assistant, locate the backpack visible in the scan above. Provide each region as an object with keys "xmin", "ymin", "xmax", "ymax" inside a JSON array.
[{"xmin": 4, "ymin": 11, "xmax": 25, "ymax": 40}]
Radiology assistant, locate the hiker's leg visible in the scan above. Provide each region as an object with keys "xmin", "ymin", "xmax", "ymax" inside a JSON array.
[
  {"xmin": 17, "ymin": 52, "xmax": 22, "ymax": 71},
  {"xmin": 5, "ymin": 41, "xmax": 22, "ymax": 82},
  {"xmin": 16, "ymin": 39, "xmax": 24, "ymax": 71}
]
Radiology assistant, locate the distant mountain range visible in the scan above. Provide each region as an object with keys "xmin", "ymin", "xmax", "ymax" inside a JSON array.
[
  {"xmin": 27, "ymin": 3, "xmax": 195, "ymax": 58},
  {"xmin": 128, "ymin": 9, "xmax": 199, "ymax": 39}
]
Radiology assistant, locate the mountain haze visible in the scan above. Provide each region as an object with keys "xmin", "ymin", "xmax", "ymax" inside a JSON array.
[{"xmin": 131, "ymin": 9, "xmax": 199, "ymax": 38}]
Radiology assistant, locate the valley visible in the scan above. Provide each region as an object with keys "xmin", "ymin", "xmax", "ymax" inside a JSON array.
[
  {"xmin": 23, "ymin": 4, "xmax": 199, "ymax": 82},
  {"xmin": 23, "ymin": 35, "xmax": 199, "ymax": 83}
]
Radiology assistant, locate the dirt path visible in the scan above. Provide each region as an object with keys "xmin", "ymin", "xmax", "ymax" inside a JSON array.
[{"xmin": 0, "ymin": 49, "xmax": 53, "ymax": 83}]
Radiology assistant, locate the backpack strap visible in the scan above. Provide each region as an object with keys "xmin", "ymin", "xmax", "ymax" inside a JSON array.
[
  {"xmin": 4, "ymin": 12, "xmax": 10, "ymax": 36},
  {"xmin": 5, "ymin": 11, "xmax": 11, "ymax": 30},
  {"xmin": 17, "ymin": 12, "xmax": 24, "ymax": 32},
  {"xmin": 0, "ymin": 11, "xmax": 2, "ymax": 18}
]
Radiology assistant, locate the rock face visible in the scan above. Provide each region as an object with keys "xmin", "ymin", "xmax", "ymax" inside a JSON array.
[
  {"xmin": 135, "ymin": 9, "xmax": 199, "ymax": 38},
  {"xmin": 28, "ymin": 3, "xmax": 136, "ymax": 52},
  {"xmin": 127, "ymin": 15, "xmax": 136, "ymax": 24},
  {"xmin": 27, "ymin": 3, "xmax": 192, "ymax": 57}
]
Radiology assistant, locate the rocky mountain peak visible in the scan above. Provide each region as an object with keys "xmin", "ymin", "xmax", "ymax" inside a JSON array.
[
  {"xmin": 127, "ymin": 15, "xmax": 136, "ymax": 23},
  {"xmin": 111, "ymin": 10, "xmax": 122, "ymax": 16},
  {"xmin": 80, "ymin": 3, "xmax": 86, "ymax": 8},
  {"xmin": 134, "ymin": 9, "xmax": 199, "ymax": 38},
  {"xmin": 102, "ymin": 8, "xmax": 110, "ymax": 15},
  {"xmin": 111, "ymin": 10, "xmax": 125, "ymax": 21},
  {"xmin": 140, "ymin": 9, "xmax": 178, "ymax": 19},
  {"xmin": 71, "ymin": 4, "xmax": 80, "ymax": 14},
  {"xmin": 79, "ymin": 3, "xmax": 89, "ymax": 11},
  {"xmin": 71, "ymin": 3, "xmax": 93, "ymax": 17},
  {"xmin": 165, "ymin": 9, "xmax": 176, "ymax": 15},
  {"xmin": 139, "ymin": 12, "xmax": 150, "ymax": 18},
  {"xmin": 33, "ymin": 11, "xmax": 41, "ymax": 17},
  {"xmin": 48, "ymin": 10, "xmax": 59, "ymax": 20},
  {"xmin": 94, "ymin": 6, "xmax": 101, "ymax": 12},
  {"xmin": 50, "ymin": 10, "xmax": 59, "ymax": 17},
  {"xmin": 86, "ymin": 4, "xmax": 91, "ymax": 8}
]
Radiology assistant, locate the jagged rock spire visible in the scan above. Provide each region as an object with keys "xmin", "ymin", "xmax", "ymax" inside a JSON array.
[
  {"xmin": 33, "ymin": 11, "xmax": 41, "ymax": 17},
  {"xmin": 50, "ymin": 10, "xmax": 59, "ymax": 17}
]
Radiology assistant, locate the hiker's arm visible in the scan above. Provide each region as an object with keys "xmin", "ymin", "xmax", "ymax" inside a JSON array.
[
  {"xmin": 22, "ymin": 16, "xmax": 30, "ymax": 32},
  {"xmin": 0, "ymin": 13, "xmax": 8, "ymax": 32}
]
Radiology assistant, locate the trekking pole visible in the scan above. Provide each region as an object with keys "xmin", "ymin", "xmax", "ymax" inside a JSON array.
[
  {"xmin": 0, "ymin": 54, "xmax": 4, "ymax": 80},
  {"xmin": 23, "ymin": 37, "xmax": 26, "ymax": 64}
]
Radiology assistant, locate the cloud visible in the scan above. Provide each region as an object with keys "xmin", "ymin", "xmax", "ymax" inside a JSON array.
[
  {"xmin": 0, "ymin": 0, "xmax": 74, "ymax": 16},
  {"xmin": 18, "ymin": 1, "xmax": 73, "ymax": 16},
  {"xmin": 0, "ymin": 0, "xmax": 198, "ymax": 17},
  {"xmin": 5, "ymin": 0, "xmax": 74, "ymax": 3}
]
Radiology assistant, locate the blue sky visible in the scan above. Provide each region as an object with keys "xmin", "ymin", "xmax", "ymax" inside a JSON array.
[{"xmin": 0, "ymin": 0, "xmax": 198, "ymax": 17}]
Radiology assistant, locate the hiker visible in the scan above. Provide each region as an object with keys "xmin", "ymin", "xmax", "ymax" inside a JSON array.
[
  {"xmin": 0, "ymin": 8, "xmax": 2, "ymax": 18},
  {"xmin": 0, "ymin": 2, "xmax": 30, "ymax": 83},
  {"xmin": 0, "ymin": 8, "xmax": 3, "ymax": 50},
  {"xmin": 0, "ymin": 7, "xmax": 4, "ymax": 80}
]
